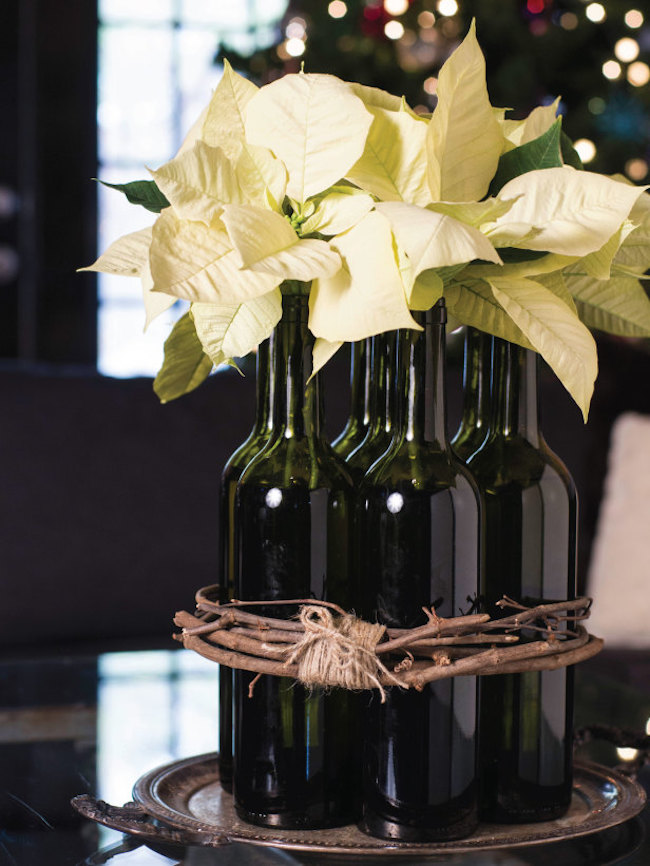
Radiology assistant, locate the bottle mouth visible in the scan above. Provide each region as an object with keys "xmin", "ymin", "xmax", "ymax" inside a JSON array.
[{"xmin": 427, "ymin": 298, "xmax": 447, "ymax": 326}]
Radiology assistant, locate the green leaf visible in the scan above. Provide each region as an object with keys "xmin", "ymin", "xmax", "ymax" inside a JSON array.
[
  {"xmin": 98, "ymin": 179, "xmax": 170, "ymax": 213},
  {"xmin": 154, "ymin": 312, "xmax": 213, "ymax": 403},
  {"xmin": 560, "ymin": 131, "xmax": 584, "ymax": 170},
  {"xmin": 487, "ymin": 120, "xmax": 563, "ymax": 197}
]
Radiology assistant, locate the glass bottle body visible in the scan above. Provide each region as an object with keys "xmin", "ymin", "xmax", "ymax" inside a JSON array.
[
  {"xmin": 468, "ymin": 339, "xmax": 577, "ymax": 823},
  {"xmin": 217, "ymin": 337, "xmax": 274, "ymax": 791},
  {"xmin": 233, "ymin": 294, "xmax": 358, "ymax": 830},
  {"xmin": 359, "ymin": 304, "xmax": 481, "ymax": 842},
  {"xmin": 333, "ymin": 338, "xmax": 372, "ymax": 460}
]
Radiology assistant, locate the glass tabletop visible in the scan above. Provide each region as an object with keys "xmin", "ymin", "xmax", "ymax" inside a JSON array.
[{"xmin": 0, "ymin": 645, "xmax": 647, "ymax": 866}]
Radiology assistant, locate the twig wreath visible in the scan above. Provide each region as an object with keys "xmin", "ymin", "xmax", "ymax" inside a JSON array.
[{"xmin": 174, "ymin": 586, "xmax": 602, "ymax": 700}]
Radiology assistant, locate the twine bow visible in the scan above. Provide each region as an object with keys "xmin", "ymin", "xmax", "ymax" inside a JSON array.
[{"xmin": 286, "ymin": 605, "xmax": 402, "ymax": 702}]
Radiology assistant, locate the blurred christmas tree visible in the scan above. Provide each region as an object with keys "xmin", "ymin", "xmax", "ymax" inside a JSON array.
[{"xmin": 217, "ymin": 0, "xmax": 650, "ymax": 180}]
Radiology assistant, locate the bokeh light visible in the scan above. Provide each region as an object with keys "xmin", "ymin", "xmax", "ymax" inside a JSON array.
[
  {"xmin": 614, "ymin": 37, "xmax": 640, "ymax": 63},
  {"xmin": 286, "ymin": 37, "xmax": 306, "ymax": 57},
  {"xmin": 560, "ymin": 12, "xmax": 579, "ymax": 30},
  {"xmin": 585, "ymin": 3, "xmax": 606, "ymax": 23},
  {"xmin": 624, "ymin": 9, "xmax": 644, "ymax": 29},
  {"xmin": 437, "ymin": 0, "xmax": 458, "ymax": 17},
  {"xmin": 384, "ymin": 19, "xmax": 405, "ymax": 39},
  {"xmin": 328, "ymin": 1, "xmax": 348, "ymax": 19},
  {"xmin": 616, "ymin": 747, "xmax": 639, "ymax": 762},
  {"xmin": 384, "ymin": 0, "xmax": 409, "ymax": 15},
  {"xmin": 625, "ymin": 158, "xmax": 649, "ymax": 181},
  {"xmin": 286, "ymin": 18, "xmax": 306, "ymax": 39},
  {"xmin": 418, "ymin": 10, "xmax": 435, "ymax": 28},
  {"xmin": 588, "ymin": 96, "xmax": 606, "ymax": 115},
  {"xmin": 574, "ymin": 138, "xmax": 597, "ymax": 163},
  {"xmin": 602, "ymin": 60, "xmax": 622, "ymax": 80},
  {"xmin": 423, "ymin": 76, "xmax": 438, "ymax": 94},
  {"xmin": 628, "ymin": 61, "xmax": 650, "ymax": 87}
]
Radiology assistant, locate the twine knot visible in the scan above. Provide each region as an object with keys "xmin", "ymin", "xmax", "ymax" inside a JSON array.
[{"xmin": 286, "ymin": 605, "xmax": 402, "ymax": 702}]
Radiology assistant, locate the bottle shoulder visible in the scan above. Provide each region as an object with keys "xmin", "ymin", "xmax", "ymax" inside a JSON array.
[
  {"xmin": 362, "ymin": 440, "xmax": 479, "ymax": 496},
  {"xmin": 238, "ymin": 434, "xmax": 355, "ymax": 491},
  {"xmin": 468, "ymin": 433, "xmax": 576, "ymax": 495},
  {"xmin": 221, "ymin": 431, "xmax": 271, "ymax": 483}
]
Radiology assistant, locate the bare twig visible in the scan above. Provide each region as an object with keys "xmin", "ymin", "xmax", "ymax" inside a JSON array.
[{"xmin": 174, "ymin": 590, "xmax": 599, "ymax": 694}]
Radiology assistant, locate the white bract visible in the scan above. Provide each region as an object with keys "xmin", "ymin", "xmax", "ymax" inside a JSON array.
[{"xmin": 82, "ymin": 25, "xmax": 650, "ymax": 416}]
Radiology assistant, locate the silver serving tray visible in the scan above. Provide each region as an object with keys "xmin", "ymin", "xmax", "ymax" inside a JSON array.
[{"xmin": 113, "ymin": 753, "xmax": 646, "ymax": 858}]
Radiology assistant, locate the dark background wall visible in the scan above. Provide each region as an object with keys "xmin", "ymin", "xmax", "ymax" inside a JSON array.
[{"xmin": 3, "ymin": 335, "xmax": 650, "ymax": 649}]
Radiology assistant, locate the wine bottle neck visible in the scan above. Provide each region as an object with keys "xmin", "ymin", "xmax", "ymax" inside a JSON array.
[
  {"xmin": 252, "ymin": 334, "xmax": 274, "ymax": 437},
  {"xmin": 491, "ymin": 339, "xmax": 540, "ymax": 445},
  {"xmin": 368, "ymin": 332, "xmax": 397, "ymax": 436},
  {"xmin": 272, "ymin": 294, "xmax": 324, "ymax": 440},
  {"xmin": 349, "ymin": 338, "xmax": 372, "ymax": 429},
  {"xmin": 460, "ymin": 327, "xmax": 492, "ymax": 436},
  {"xmin": 400, "ymin": 301, "xmax": 448, "ymax": 448}
]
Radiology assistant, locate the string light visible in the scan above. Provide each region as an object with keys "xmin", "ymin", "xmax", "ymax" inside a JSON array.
[
  {"xmin": 574, "ymin": 139, "xmax": 597, "ymax": 163},
  {"xmin": 328, "ymin": 1, "xmax": 348, "ymax": 18},
  {"xmin": 625, "ymin": 9, "xmax": 644, "ymax": 29},
  {"xmin": 384, "ymin": 19, "xmax": 405, "ymax": 39},
  {"xmin": 627, "ymin": 61, "xmax": 650, "ymax": 87},
  {"xmin": 423, "ymin": 76, "xmax": 438, "ymax": 94},
  {"xmin": 417, "ymin": 10, "xmax": 435, "ymax": 27},
  {"xmin": 602, "ymin": 60, "xmax": 622, "ymax": 80},
  {"xmin": 585, "ymin": 3, "xmax": 606, "ymax": 23},
  {"xmin": 437, "ymin": 0, "xmax": 458, "ymax": 17},
  {"xmin": 384, "ymin": 0, "xmax": 409, "ymax": 15},
  {"xmin": 614, "ymin": 37, "xmax": 640, "ymax": 63},
  {"xmin": 625, "ymin": 158, "xmax": 648, "ymax": 181}
]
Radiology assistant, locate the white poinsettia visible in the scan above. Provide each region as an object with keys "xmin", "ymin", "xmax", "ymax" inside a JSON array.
[
  {"xmin": 487, "ymin": 167, "xmax": 647, "ymax": 256},
  {"xmin": 425, "ymin": 20, "xmax": 505, "ymax": 204},
  {"xmin": 82, "ymin": 24, "xmax": 650, "ymax": 418},
  {"xmin": 244, "ymin": 72, "xmax": 373, "ymax": 203}
]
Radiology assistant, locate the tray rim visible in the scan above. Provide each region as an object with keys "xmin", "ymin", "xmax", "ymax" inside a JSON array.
[{"xmin": 132, "ymin": 753, "xmax": 647, "ymax": 857}]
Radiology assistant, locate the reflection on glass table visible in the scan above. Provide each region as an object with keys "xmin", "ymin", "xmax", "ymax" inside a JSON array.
[{"xmin": 0, "ymin": 646, "xmax": 647, "ymax": 866}]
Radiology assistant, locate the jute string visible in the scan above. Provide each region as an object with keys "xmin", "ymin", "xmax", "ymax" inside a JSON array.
[{"xmin": 285, "ymin": 605, "xmax": 402, "ymax": 702}]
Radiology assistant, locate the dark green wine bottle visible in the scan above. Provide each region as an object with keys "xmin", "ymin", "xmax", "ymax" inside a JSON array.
[
  {"xmin": 233, "ymin": 292, "xmax": 358, "ymax": 829},
  {"xmin": 217, "ymin": 336, "xmax": 274, "ymax": 791},
  {"xmin": 467, "ymin": 339, "xmax": 577, "ymax": 823},
  {"xmin": 359, "ymin": 300, "xmax": 481, "ymax": 842},
  {"xmin": 346, "ymin": 332, "xmax": 397, "ymax": 482},
  {"xmin": 451, "ymin": 327, "xmax": 492, "ymax": 462},
  {"xmin": 332, "ymin": 338, "xmax": 372, "ymax": 459}
]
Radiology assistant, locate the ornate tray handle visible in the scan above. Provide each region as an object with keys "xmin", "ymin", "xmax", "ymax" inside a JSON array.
[{"xmin": 71, "ymin": 795, "xmax": 231, "ymax": 847}]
